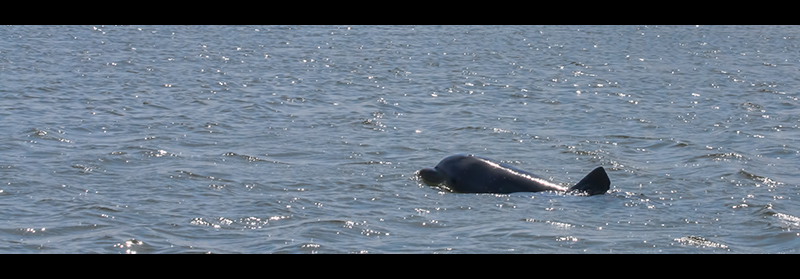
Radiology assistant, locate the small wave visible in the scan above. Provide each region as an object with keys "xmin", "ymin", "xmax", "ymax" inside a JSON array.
[
  {"xmin": 673, "ymin": 236, "xmax": 730, "ymax": 250},
  {"xmin": 71, "ymin": 164, "xmax": 97, "ymax": 174},
  {"xmin": 774, "ymin": 213, "xmax": 800, "ymax": 229},
  {"xmin": 738, "ymin": 169, "xmax": 784, "ymax": 187},
  {"xmin": 189, "ymin": 215, "xmax": 289, "ymax": 230},
  {"xmin": 142, "ymin": 149, "xmax": 177, "ymax": 158},
  {"xmin": 28, "ymin": 128, "xmax": 73, "ymax": 143},
  {"xmin": 345, "ymin": 160, "xmax": 393, "ymax": 165},
  {"xmin": 523, "ymin": 218, "xmax": 578, "ymax": 229},
  {"xmin": 221, "ymin": 152, "xmax": 286, "ymax": 163},
  {"xmin": 740, "ymin": 102, "xmax": 764, "ymax": 112},
  {"xmin": 173, "ymin": 170, "xmax": 233, "ymax": 182},
  {"xmin": 756, "ymin": 204, "xmax": 800, "ymax": 229},
  {"xmin": 697, "ymin": 152, "xmax": 747, "ymax": 162}
]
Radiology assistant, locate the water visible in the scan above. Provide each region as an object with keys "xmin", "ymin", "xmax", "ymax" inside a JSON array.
[{"xmin": 1, "ymin": 25, "xmax": 799, "ymax": 253}]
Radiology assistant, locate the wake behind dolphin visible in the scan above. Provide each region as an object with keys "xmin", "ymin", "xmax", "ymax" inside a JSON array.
[{"xmin": 419, "ymin": 154, "xmax": 610, "ymax": 196}]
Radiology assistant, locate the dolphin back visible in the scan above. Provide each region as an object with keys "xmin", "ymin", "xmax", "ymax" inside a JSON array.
[{"xmin": 568, "ymin": 167, "xmax": 610, "ymax": 196}]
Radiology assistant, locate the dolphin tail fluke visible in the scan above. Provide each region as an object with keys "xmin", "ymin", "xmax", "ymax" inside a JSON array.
[{"xmin": 568, "ymin": 167, "xmax": 610, "ymax": 196}]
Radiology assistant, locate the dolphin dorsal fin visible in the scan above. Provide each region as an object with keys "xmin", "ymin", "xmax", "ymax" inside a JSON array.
[{"xmin": 568, "ymin": 167, "xmax": 610, "ymax": 196}]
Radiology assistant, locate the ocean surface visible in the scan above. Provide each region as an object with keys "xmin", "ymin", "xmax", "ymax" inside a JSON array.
[{"xmin": 1, "ymin": 25, "xmax": 799, "ymax": 253}]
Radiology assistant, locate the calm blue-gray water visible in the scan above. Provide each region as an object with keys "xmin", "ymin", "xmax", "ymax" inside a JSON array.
[{"xmin": 1, "ymin": 25, "xmax": 799, "ymax": 253}]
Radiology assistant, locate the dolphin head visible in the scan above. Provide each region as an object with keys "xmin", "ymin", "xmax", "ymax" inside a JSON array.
[
  {"xmin": 419, "ymin": 167, "xmax": 446, "ymax": 185},
  {"xmin": 419, "ymin": 155, "xmax": 471, "ymax": 187}
]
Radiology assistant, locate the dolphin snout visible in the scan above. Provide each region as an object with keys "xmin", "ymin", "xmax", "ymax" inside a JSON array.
[{"xmin": 419, "ymin": 168, "xmax": 445, "ymax": 185}]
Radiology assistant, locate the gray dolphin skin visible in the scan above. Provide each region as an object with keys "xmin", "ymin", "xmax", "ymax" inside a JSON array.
[{"xmin": 419, "ymin": 154, "xmax": 610, "ymax": 196}]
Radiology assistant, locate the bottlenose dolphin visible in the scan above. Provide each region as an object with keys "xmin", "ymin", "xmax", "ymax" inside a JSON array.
[{"xmin": 419, "ymin": 154, "xmax": 610, "ymax": 196}]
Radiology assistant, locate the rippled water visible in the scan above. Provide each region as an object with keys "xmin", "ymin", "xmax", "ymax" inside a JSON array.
[{"xmin": 1, "ymin": 25, "xmax": 799, "ymax": 253}]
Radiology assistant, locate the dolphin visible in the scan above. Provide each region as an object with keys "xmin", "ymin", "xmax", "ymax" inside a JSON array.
[{"xmin": 418, "ymin": 154, "xmax": 610, "ymax": 196}]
